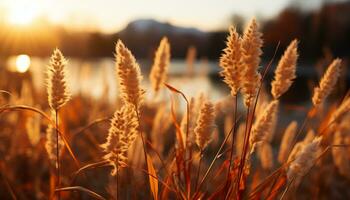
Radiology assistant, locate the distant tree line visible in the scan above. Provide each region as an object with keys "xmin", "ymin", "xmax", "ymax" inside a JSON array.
[{"xmin": 0, "ymin": 1, "xmax": 349, "ymax": 63}]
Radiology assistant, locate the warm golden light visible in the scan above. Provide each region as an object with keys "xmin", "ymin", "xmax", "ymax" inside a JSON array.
[
  {"xmin": 16, "ymin": 54, "xmax": 31, "ymax": 73},
  {"xmin": 8, "ymin": 6, "xmax": 38, "ymax": 26}
]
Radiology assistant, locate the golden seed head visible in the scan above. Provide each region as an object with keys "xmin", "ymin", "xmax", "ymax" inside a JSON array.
[
  {"xmin": 240, "ymin": 18, "xmax": 263, "ymax": 107},
  {"xmin": 287, "ymin": 137, "xmax": 322, "ymax": 181},
  {"xmin": 47, "ymin": 48, "xmax": 70, "ymax": 110},
  {"xmin": 219, "ymin": 26, "xmax": 242, "ymax": 96},
  {"xmin": 115, "ymin": 40, "xmax": 144, "ymax": 107},
  {"xmin": 271, "ymin": 39, "xmax": 298, "ymax": 99},
  {"xmin": 250, "ymin": 100, "xmax": 279, "ymax": 147},
  {"xmin": 194, "ymin": 100, "xmax": 216, "ymax": 150},
  {"xmin": 312, "ymin": 58, "xmax": 342, "ymax": 106},
  {"xmin": 150, "ymin": 37, "xmax": 171, "ymax": 92},
  {"xmin": 101, "ymin": 103, "xmax": 138, "ymax": 175},
  {"xmin": 278, "ymin": 121, "xmax": 298, "ymax": 163}
]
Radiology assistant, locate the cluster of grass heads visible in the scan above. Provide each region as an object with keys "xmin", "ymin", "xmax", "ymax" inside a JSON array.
[{"xmin": 0, "ymin": 18, "xmax": 349, "ymax": 200}]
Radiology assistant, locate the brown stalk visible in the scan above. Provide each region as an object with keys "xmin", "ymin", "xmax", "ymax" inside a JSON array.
[
  {"xmin": 0, "ymin": 90, "xmax": 12, "ymax": 97},
  {"xmin": 194, "ymin": 150, "xmax": 204, "ymax": 192},
  {"xmin": 71, "ymin": 160, "xmax": 110, "ymax": 184},
  {"xmin": 265, "ymin": 114, "xmax": 311, "ymax": 198},
  {"xmin": 72, "ymin": 117, "xmax": 110, "ymax": 137},
  {"xmin": 0, "ymin": 105, "xmax": 80, "ymax": 168},
  {"xmin": 164, "ymin": 83, "xmax": 191, "ymax": 198},
  {"xmin": 125, "ymin": 164, "xmax": 177, "ymax": 193},
  {"xmin": 134, "ymin": 105, "xmax": 150, "ymax": 186},
  {"xmin": 145, "ymin": 139, "xmax": 171, "ymax": 179},
  {"xmin": 55, "ymin": 109, "xmax": 61, "ymax": 200},
  {"xmin": 192, "ymin": 114, "xmax": 241, "ymax": 199},
  {"xmin": 227, "ymin": 95, "xmax": 238, "ymax": 178},
  {"xmin": 234, "ymin": 42, "xmax": 280, "ymax": 199},
  {"xmin": 55, "ymin": 186, "xmax": 106, "ymax": 200}
]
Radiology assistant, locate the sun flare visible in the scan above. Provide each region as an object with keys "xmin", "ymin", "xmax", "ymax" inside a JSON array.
[
  {"xmin": 16, "ymin": 54, "xmax": 31, "ymax": 73},
  {"xmin": 7, "ymin": 5, "xmax": 39, "ymax": 26}
]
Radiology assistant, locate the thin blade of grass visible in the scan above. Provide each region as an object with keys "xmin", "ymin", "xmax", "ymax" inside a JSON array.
[
  {"xmin": 147, "ymin": 154, "xmax": 159, "ymax": 200},
  {"xmin": 0, "ymin": 105, "xmax": 81, "ymax": 168},
  {"xmin": 55, "ymin": 186, "xmax": 106, "ymax": 200}
]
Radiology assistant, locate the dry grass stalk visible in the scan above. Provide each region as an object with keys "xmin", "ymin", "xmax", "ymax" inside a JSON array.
[
  {"xmin": 150, "ymin": 37, "xmax": 171, "ymax": 92},
  {"xmin": 330, "ymin": 96, "xmax": 350, "ymax": 123},
  {"xmin": 47, "ymin": 48, "xmax": 70, "ymax": 110},
  {"xmin": 45, "ymin": 122, "xmax": 64, "ymax": 167},
  {"xmin": 287, "ymin": 136, "xmax": 322, "ymax": 181},
  {"xmin": 115, "ymin": 40, "xmax": 144, "ymax": 107},
  {"xmin": 194, "ymin": 100, "xmax": 215, "ymax": 150},
  {"xmin": 186, "ymin": 46, "xmax": 197, "ymax": 76},
  {"xmin": 271, "ymin": 39, "xmax": 298, "ymax": 99},
  {"xmin": 250, "ymin": 100, "xmax": 279, "ymax": 150},
  {"xmin": 312, "ymin": 59, "xmax": 342, "ymax": 106},
  {"xmin": 235, "ymin": 123, "xmax": 246, "ymax": 157},
  {"xmin": 241, "ymin": 18, "xmax": 263, "ymax": 107},
  {"xmin": 219, "ymin": 26, "xmax": 242, "ymax": 96},
  {"xmin": 224, "ymin": 114, "xmax": 233, "ymax": 142},
  {"xmin": 180, "ymin": 97, "xmax": 197, "ymax": 147},
  {"xmin": 332, "ymin": 118, "xmax": 350, "ymax": 178},
  {"xmin": 278, "ymin": 121, "xmax": 298, "ymax": 163},
  {"xmin": 101, "ymin": 104, "xmax": 138, "ymax": 175}
]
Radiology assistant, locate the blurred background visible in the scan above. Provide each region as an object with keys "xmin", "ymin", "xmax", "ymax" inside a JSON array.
[
  {"xmin": 0, "ymin": 1, "xmax": 350, "ymax": 199},
  {"xmin": 0, "ymin": 0, "xmax": 349, "ymax": 101}
]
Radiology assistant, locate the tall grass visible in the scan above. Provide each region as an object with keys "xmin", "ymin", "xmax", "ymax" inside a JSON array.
[{"xmin": 0, "ymin": 18, "xmax": 350, "ymax": 200}]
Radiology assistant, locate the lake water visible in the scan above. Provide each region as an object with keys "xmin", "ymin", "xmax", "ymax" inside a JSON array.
[
  {"xmin": 5, "ymin": 56, "xmax": 226, "ymax": 103},
  {"xmin": 5, "ymin": 55, "xmax": 342, "ymax": 106},
  {"xmin": 4, "ymin": 55, "xmax": 336, "ymax": 132}
]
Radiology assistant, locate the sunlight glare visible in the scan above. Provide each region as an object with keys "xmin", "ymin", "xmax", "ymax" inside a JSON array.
[
  {"xmin": 16, "ymin": 54, "xmax": 31, "ymax": 73},
  {"xmin": 8, "ymin": 6, "xmax": 38, "ymax": 26}
]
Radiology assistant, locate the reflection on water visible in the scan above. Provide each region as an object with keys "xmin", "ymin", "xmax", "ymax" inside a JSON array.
[{"xmin": 10, "ymin": 56, "xmax": 225, "ymax": 102}]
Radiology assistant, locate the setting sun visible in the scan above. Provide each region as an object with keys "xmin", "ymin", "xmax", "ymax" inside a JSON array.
[
  {"xmin": 7, "ymin": 4, "xmax": 39, "ymax": 26},
  {"xmin": 15, "ymin": 54, "xmax": 31, "ymax": 73}
]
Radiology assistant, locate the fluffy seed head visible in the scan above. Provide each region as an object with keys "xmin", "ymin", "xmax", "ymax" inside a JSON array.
[
  {"xmin": 330, "ymin": 97, "xmax": 350, "ymax": 123},
  {"xmin": 287, "ymin": 129, "xmax": 315, "ymax": 163},
  {"xmin": 115, "ymin": 40, "xmax": 144, "ymax": 106},
  {"xmin": 278, "ymin": 121, "xmax": 298, "ymax": 163},
  {"xmin": 332, "ymin": 120, "xmax": 350, "ymax": 178},
  {"xmin": 258, "ymin": 143, "xmax": 274, "ymax": 170},
  {"xmin": 149, "ymin": 37, "xmax": 171, "ymax": 92},
  {"xmin": 241, "ymin": 18, "xmax": 263, "ymax": 107},
  {"xmin": 47, "ymin": 48, "xmax": 70, "ymax": 110},
  {"xmin": 312, "ymin": 59, "xmax": 342, "ymax": 106},
  {"xmin": 250, "ymin": 100, "xmax": 279, "ymax": 147},
  {"xmin": 194, "ymin": 101, "xmax": 216, "ymax": 150},
  {"xmin": 101, "ymin": 104, "xmax": 138, "ymax": 175},
  {"xmin": 219, "ymin": 26, "xmax": 242, "ymax": 96},
  {"xmin": 287, "ymin": 137, "xmax": 322, "ymax": 181},
  {"xmin": 271, "ymin": 40, "xmax": 298, "ymax": 99}
]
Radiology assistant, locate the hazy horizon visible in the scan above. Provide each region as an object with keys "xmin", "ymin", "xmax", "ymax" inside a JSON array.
[{"xmin": 0, "ymin": 0, "xmax": 336, "ymax": 33}]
